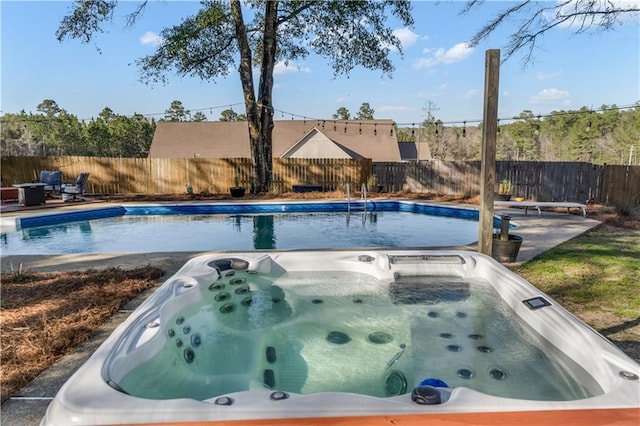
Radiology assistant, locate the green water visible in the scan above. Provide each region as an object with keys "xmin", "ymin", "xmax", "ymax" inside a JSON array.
[{"xmin": 115, "ymin": 270, "xmax": 602, "ymax": 401}]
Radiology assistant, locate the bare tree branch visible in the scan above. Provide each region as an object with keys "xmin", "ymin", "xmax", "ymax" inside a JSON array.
[
  {"xmin": 465, "ymin": 0, "xmax": 640, "ymax": 66},
  {"xmin": 124, "ymin": 0, "xmax": 148, "ymax": 28}
]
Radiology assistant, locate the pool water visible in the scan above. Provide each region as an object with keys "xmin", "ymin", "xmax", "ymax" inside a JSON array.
[
  {"xmin": 114, "ymin": 269, "xmax": 600, "ymax": 402},
  {"xmin": 1, "ymin": 211, "xmax": 479, "ymax": 254}
]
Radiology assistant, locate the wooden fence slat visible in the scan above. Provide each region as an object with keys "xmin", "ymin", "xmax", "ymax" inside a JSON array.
[{"xmin": 0, "ymin": 156, "xmax": 637, "ymax": 205}]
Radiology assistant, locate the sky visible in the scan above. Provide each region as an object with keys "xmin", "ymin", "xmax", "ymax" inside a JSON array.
[{"xmin": 1, "ymin": 1, "xmax": 639, "ymax": 126}]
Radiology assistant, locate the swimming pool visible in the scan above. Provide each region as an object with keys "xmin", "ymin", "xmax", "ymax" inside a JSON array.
[
  {"xmin": 42, "ymin": 250, "xmax": 640, "ymax": 425},
  {"xmin": 1, "ymin": 201, "xmax": 485, "ymax": 254}
]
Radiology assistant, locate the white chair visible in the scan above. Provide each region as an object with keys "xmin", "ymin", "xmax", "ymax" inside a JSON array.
[{"xmin": 61, "ymin": 172, "xmax": 90, "ymax": 202}]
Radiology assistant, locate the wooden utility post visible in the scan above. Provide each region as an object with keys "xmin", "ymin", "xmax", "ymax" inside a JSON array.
[{"xmin": 478, "ymin": 49, "xmax": 501, "ymax": 255}]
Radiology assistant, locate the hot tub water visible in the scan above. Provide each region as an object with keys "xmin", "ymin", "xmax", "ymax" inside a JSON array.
[{"xmin": 113, "ymin": 265, "xmax": 600, "ymax": 402}]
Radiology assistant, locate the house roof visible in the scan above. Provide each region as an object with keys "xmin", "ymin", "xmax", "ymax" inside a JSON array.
[{"xmin": 149, "ymin": 119, "xmax": 402, "ymax": 161}]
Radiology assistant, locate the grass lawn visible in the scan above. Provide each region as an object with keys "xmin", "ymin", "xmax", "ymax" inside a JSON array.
[{"xmin": 511, "ymin": 224, "xmax": 640, "ymax": 362}]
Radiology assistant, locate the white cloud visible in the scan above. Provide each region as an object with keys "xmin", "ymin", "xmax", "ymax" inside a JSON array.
[
  {"xmin": 140, "ymin": 31, "xmax": 162, "ymax": 47},
  {"xmin": 536, "ymin": 70, "xmax": 563, "ymax": 80},
  {"xmin": 530, "ymin": 88, "xmax": 571, "ymax": 104},
  {"xmin": 438, "ymin": 43, "xmax": 475, "ymax": 63},
  {"xmin": 382, "ymin": 27, "xmax": 420, "ymax": 52},
  {"xmin": 393, "ymin": 27, "xmax": 419, "ymax": 49},
  {"xmin": 413, "ymin": 42, "xmax": 474, "ymax": 69},
  {"xmin": 274, "ymin": 61, "xmax": 311, "ymax": 76},
  {"xmin": 459, "ymin": 89, "xmax": 480, "ymax": 100},
  {"xmin": 414, "ymin": 57, "xmax": 436, "ymax": 69},
  {"xmin": 377, "ymin": 105, "xmax": 413, "ymax": 113}
]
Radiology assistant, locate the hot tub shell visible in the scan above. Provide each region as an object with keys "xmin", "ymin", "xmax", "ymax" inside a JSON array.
[{"xmin": 42, "ymin": 250, "xmax": 640, "ymax": 425}]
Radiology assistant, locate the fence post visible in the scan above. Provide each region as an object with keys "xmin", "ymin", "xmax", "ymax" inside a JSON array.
[{"xmin": 478, "ymin": 49, "xmax": 501, "ymax": 256}]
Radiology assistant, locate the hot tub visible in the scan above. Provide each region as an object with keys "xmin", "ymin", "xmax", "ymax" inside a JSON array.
[{"xmin": 42, "ymin": 250, "xmax": 640, "ymax": 425}]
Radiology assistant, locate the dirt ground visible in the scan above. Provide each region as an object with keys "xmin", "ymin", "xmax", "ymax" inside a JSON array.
[{"xmin": 1, "ymin": 192, "xmax": 638, "ymax": 404}]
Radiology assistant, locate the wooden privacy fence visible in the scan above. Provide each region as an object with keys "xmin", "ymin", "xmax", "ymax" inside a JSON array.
[
  {"xmin": 0, "ymin": 156, "xmax": 370, "ymax": 194},
  {"xmin": 373, "ymin": 160, "xmax": 639, "ymax": 206},
  {"xmin": 1, "ymin": 156, "xmax": 637, "ymax": 206}
]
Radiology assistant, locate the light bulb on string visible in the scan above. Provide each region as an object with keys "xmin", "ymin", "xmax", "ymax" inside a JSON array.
[
  {"xmin": 411, "ymin": 123, "xmax": 415, "ymax": 137},
  {"xmin": 359, "ymin": 123, "xmax": 362, "ymax": 134},
  {"xmin": 333, "ymin": 121, "xmax": 336, "ymax": 131},
  {"xmin": 390, "ymin": 126, "xmax": 394, "ymax": 136},
  {"xmin": 344, "ymin": 122, "xmax": 347, "ymax": 133},
  {"xmin": 374, "ymin": 123, "xmax": 377, "ymax": 135},
  {"xmin": 462, "ymin": 121, "xmax": 466, "ymax": 137}
]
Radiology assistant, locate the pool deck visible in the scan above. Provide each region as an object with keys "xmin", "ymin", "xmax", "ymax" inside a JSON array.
[{"xmin": 0, "ymin": 199, "xmax": 602, "ymax": 426}]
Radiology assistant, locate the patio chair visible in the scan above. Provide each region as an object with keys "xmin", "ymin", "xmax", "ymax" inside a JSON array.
[
  {"xmin": 40, "ymin": 170, "xmax": 62, "ymax": 196},
  {"xmin": 61, "ymin": 172, "xmax": 90, "ymax": 202}
]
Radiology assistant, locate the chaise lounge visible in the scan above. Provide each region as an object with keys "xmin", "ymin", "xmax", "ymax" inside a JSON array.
[{"xmin": 494, "ymin": 200, "xmax": 587, "ymax": 217}]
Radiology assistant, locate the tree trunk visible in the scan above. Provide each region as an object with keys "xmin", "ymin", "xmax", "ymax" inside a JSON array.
[
  {"xmin": 230, "ymin": 0, "xmax": 279, "ymax": 194},
  {"xmin": 256, "ymin": 0, "xmax": 278, "ymax": 193},
  {"xmin": 230, "ymin": 0, "xmax": 261, "ymax": 193}
]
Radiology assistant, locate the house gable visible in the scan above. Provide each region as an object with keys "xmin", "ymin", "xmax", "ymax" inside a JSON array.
[{"xmin": 282, "ymin": 128, "xmax": 361, "ymax": 159}]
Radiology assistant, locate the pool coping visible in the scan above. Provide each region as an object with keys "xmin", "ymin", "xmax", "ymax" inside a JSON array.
[
  {"xmin": 0, "ymin": 201, "xmax": 603, "ymax": 426},
  {"xmin": 2, "ymin": 199, "xmax": 483, "ymax": 231}
]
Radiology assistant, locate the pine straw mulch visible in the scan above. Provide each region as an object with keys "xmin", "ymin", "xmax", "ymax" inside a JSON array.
[{"xmin": 0, "ymin": 266, "xmax": 164, "ymax": 404}]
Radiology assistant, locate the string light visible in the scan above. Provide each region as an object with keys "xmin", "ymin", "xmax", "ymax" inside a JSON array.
[
  {"xmin": 374, "ymin": 123, "xmax": 377, "ymax": 135},
  {"xmin": 5, "ymin": 101, "xmax": 636, "ymax": 131},
  {"xmin": 462, "ymin": 121, "xmax": 466, "ymax": 137}
]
